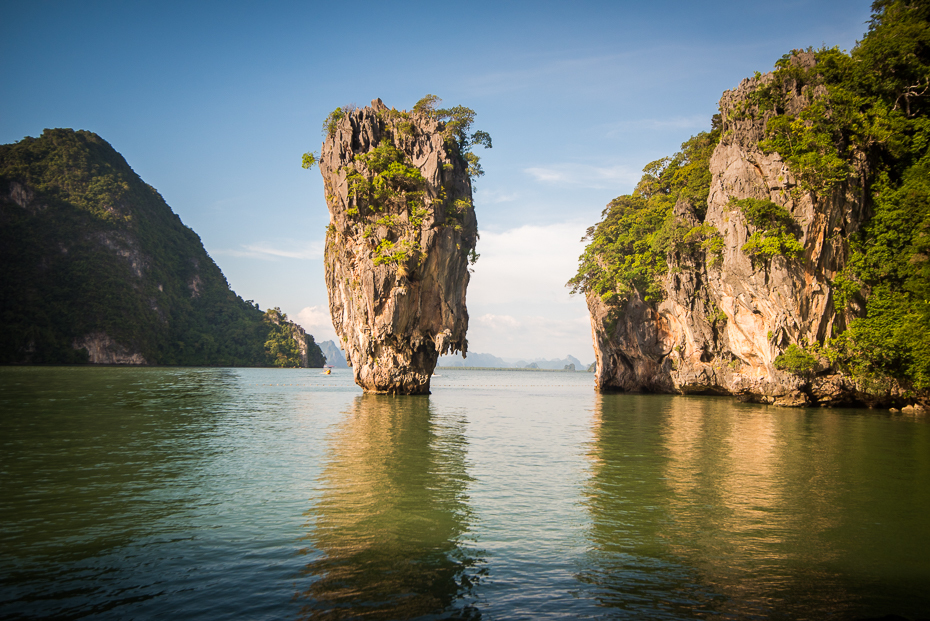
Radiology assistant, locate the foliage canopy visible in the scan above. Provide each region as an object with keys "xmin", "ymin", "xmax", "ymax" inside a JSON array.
[{"xmin": 567, "ymin": 127, "xmax": 722, "ymax": 304}]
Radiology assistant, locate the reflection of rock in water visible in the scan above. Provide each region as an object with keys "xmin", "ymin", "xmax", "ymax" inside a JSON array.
[
  {"xmin": 297, "ymin": 395, "xmax": 483, "ymax": 619},
  {"xmin": 578, "ymin": 394, "xmax": 721, "ymax": 617},
  {"xmin": 580, "ymin": 394, "xmax": 852, "ymax": 618}
]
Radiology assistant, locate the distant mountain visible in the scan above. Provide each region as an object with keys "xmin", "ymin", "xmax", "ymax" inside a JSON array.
[
  {"xmin": 437, "ymin": 352, "xmax": 510, "ymax": 368},
  {"xmin": 437, "ymin": 352, "xmax": 590, "ymax": 370},
  {"xmin": 521, "ymin": 355, "xmax": 584, "ymax": 370},
  {"xmin": 319, "ymin": 340, "xmax": 348, "ymax": 368},
  {"xmin": 0, "ymin": 129, "xmax": 324, "ymax": 367}
]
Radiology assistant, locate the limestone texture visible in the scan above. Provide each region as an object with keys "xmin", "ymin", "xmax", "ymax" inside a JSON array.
[
  {"xmin": 72, "ymin": 332, "xmax": 147, "ymax": 365},
  {"xmin": 319, "ymin": 99, "xmax": 477, "ymax": 394},
  {"xmin": 588, "ymin": 55, "xmax": 893, "ymax": 407}
]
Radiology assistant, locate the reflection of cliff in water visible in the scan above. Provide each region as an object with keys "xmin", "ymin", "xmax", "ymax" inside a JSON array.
[
  {"xmin": 578, "ymin": 394, "xmax": 721, "ymax": 618},
  {"xmin": 577, "ymin": 394, "xmax": 915, "ymax": 618},
  {"xmin": 296, "ymin": 395, "xmax": 483, "ymax": 619}
]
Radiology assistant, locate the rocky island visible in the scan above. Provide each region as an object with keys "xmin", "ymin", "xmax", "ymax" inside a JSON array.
[
  {"xmin": 572, "ymin": 1, "xmax": 930, "ymax": 408},
  {"xmin": 312, "ymin": 97, "xmax": 489, "ymax": 394}
]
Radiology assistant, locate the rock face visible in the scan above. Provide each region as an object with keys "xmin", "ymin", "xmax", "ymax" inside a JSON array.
[
  {"xmin": 589, "ymin": 57, "xmax": 874, "ymax": 406},
  {"xmin": 319, "ymin": 99, "xmax": 477, "ymax": 394},
  {"xmin": 72, "ymin": 332, "xmax": 147, "ymax": 365}
]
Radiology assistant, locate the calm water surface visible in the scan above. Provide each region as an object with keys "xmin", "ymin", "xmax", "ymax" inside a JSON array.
[{"xmin": 1, "ymin": 367, "xmax": 928, "ymax": 619}]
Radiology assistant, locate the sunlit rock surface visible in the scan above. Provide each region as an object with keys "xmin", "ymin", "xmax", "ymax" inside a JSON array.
[
  {"xmin": 590, "ymin": 55, "xmax": 872, "ymax": 406},
  {"xmin": 319, "ymin": 99, "xmax": 477, "ymax": 394}
]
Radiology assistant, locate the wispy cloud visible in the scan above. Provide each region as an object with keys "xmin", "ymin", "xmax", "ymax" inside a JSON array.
[
  {"xmin": 467, "ymin": 313, "xmax": 593, "ymax": 361},
  {"xmin": 469, "ymin": 221, "xmax": 590, "ymax": 307},
  {"xmin": 460, "ymin": 49, "xmax": 651, "ymax": 97},
  {"xmin": 523, "ymin": 163, "xmax": 640, "ymax": 189},
  {"xmin": 478, "ymin": 188, "xmax": 519, "ymax": 204},
  {"xmin": 212, "ymin": 240, "xmax": 323, "ymax": 261},
  {"xmin": 600, "ymin": 114, "xmax": 711, "ymax": 137}
]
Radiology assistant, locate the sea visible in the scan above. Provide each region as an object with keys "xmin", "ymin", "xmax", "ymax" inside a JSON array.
[{"xmin": 1, "ymin": 366, "xmax": 928, "ymax": 620}]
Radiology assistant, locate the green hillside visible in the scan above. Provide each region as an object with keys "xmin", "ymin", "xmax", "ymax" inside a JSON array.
[{"xmin": 0, "ymin": 128, "xmax": 323, "ymax": 367}]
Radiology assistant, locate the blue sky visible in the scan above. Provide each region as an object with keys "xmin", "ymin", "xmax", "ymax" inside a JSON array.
[{"xmin": 1, "ymin": 0, "xmax": 873, "ymax": 362}]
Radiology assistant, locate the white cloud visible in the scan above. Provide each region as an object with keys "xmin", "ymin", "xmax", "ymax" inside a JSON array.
[
  {"xmin": 463, "ymin": 221, "xmax": 595, "ymax": 360},
  {"xmin": 469, "ymin": 221, "xmax": 588, "ymax": 306},
  {"xmin": 460, "ymin": 51, "xmax": 642, "ymax": 97},
  {"xmin": 295, "ymin": 305, "xmax": 338, "ymax": 343},
  {"xmin": 475, "ymin": 313, "xmax": 522, "ymax": 329},
  {"xmin": 212, "ymin": 239, "xmax": 323, "ymax": 261},
  {"xmin": 524, "ymin": 163, "xmax": 640, "ymax": 189}
]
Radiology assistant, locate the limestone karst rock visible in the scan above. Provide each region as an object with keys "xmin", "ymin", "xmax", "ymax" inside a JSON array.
[
  {"xmin": 585, "ymin": 54, "xmax": 875, "ymax": 406},
  {"xmin": 319, "ymin": 99, "xmax": 479, "ymax": 394}
]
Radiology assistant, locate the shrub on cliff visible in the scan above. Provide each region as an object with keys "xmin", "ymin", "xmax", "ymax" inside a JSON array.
[
  {"xmin": 774, "ymin": 344, "xmax": 821, "ymax": 377},
  {"xmin": 731, "ymin": 198, "xmax": 804, "ymax": 261},
  {"xmin": 567, "ymin": 126, "xmax": 721, "ymax": 303}
]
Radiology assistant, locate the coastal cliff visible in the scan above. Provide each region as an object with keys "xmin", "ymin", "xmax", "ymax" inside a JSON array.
[
  {"xmin": 587, "ymin": 56, "xmax": 864, "ymax": 406},
  {"xmin": 317, "ymin": 97, "xmax": 486, "ymax": 394},
  {"xmin": 574, "ymin": 2, "xmax": 930, "ymax": 407}
]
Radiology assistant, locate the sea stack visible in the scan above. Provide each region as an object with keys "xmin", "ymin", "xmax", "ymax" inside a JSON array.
[{"xmin": 318, "ymin": 98, "xmax": 479, "ymax": 394}]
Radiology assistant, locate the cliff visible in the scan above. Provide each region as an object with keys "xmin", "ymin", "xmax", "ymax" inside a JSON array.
[
  {"xmin": 0, "ymin": 129, "xmax": 324, "ymax": 367},
  {"xmin": 576, "ymin": 3, "xmax": 930, "ymax": 407},
  {"xmin": 262, "ymin": 307, "xmax": 327, "ymax": 368},
  {"xmin": 317, "ymin": 98, "xmax": 484, "ymax": 394},
  {"xmin": 588, "ymin": 56, "xmax": 864, "ymax": 406}
]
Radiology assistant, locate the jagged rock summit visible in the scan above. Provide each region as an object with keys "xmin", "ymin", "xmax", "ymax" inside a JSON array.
[{"xmin": 319, "ymin": 98, "xmax": 479, "ymax": 394}]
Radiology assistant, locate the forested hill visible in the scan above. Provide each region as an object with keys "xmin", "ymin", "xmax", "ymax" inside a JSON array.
[{"xmin": 0, "ymin": 129, "xmax": 324, "ymax": 367}]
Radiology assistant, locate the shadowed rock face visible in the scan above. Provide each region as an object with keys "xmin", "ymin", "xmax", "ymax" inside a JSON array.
[
  {"xmin": 319, "ymin": 99, "xmax": 477, "ymax": 394},
  {"xmin": 590, "ymin": 56, "xmax": 873, "ymax": 406}
]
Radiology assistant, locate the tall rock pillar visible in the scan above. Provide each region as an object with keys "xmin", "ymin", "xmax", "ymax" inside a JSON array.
[{"xmin": 319, "ymin": 99, "xmax": 478, "ymax": 394}]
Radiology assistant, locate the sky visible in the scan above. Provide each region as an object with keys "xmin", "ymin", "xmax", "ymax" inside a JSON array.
[{"xmin": 0, "ymin": 0, "xmax": 873, "ymax": 363}]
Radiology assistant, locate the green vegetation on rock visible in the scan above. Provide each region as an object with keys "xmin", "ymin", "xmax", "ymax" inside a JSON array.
[
  {"xmin": 319, "ymin": 96, "xmax": 489, "ymax": 271},
  {"xmin": 572, "ymin": 0, "xmax": 930, "ymax": 396},
  {"xmin": 567, "ymin": 126, "xmax": 722, "ymax": 303},
  {"xmin": 0, "ymin": 129, "xmax": 324, "ymax": 367},
  {"xmin": 797, "ymin": 0, "xmax": 930, "ymax": 389},
  {"xmin": 263, "ymin": 307, "xmax": 326, "ymax": 368},
  {"xmin": 774, "ymin": 343, "xmax": 821, "ymax": 377},
  {"xmin": 730, "ymin": 197, "xmax": 804, "ymax": 261},
  {"xmin": 411, "ymin": 94, "xmax": 492, "ymax": 183}
]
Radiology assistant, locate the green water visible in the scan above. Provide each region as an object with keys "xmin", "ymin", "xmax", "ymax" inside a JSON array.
[{"xmin": 1, "ymin": 366, "xmax": 928, "ymax": 619}]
